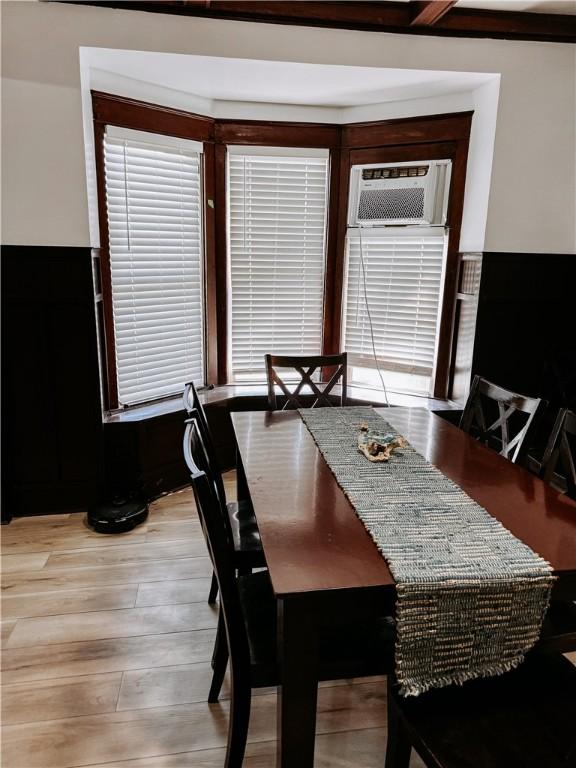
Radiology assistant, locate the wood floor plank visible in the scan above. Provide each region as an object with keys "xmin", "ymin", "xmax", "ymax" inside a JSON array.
[
  {"xmin": 144, "ymin": 520, "xmax": 202, "ymax": 543},
  {"xmin": 117, "ymin": 661, "xmax": 226, "ymax": 710},
  {"xmin": 1, "ymin": 523, "xmax": 147, "ymax": 555},
  {"xmin": 147, "ymin": 496, "xmax": 195, "ymax": 521},
  {"xmin": 5, "ymin": 603, "xmax": 218, "ymax": 648},
  {"xmin": 147, "ymin": 508, "xmax": 195, "ymax": 522},
  {"xmin": 1, "ymin": 584, "xmax": 139, "ymax": 619},
  {"xmin": 1, "ymin": 516, "xmax": 79, "ymax": 539},
  {"xmin": 1, "ymin": 630, "xmax": 216, "ymax": 685},
  {"xmin": 6, "ymin": 514, "xmax": 72, "ymax": 526},
  {"xmin": 1, "ymin": 681, "xmax": 387, "ymax": 768},
  {"xmin": 1, "ymin": 620, "xmax": 17, "ymax": 646},
  {"xmin": 2, "ymin": 672, "xmax": 122, "ymax": 725},
  {"xmin": 1, "ymin": 533, "xmax": 147, "ymax": 555},
  {"xmin": 80, "ymin": 729, "xmax": 427, "ymax": 768},
  {"xmin": 1, "ymin": 557, "xmax": 212, "ymax": 597},
  {"xmin": 117, "ymin": 662, "xmax": 386, "ymax": 712},
  {"xmin": 1, "ymin": 700, "xmax": 233, "ymax": 768},
  {"xmin": 2, "ymin": 507, "xmax": 200, "ymax": 553},
  {"xmin": 135, "ymin": 578, "xmax": 212, "ymax": 607},
  {"xmin": 1, "ymin": 552, "xmax": 50, "ymax": 573},
  {"xmin": 45, "ymin": 540, "xmax": 206, "ymax": 569}
]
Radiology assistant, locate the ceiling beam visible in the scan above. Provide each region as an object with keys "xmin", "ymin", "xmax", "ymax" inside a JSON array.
[
  {"xmin": 49, "ymin": 1, "xmax": 576, "ymax": 44},
  {"xmin": 410, "ymin": 2, "xmax": 456, "ymax": 27}
]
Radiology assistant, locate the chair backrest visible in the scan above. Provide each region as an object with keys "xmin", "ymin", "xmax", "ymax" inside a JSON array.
[
  {"xmin": 459, "ymin": 375, "xmax": 545, "ymax": 463},
  {"xmin": 183, "ymin": 380, "xmax": 206, "ymax": 418},
  {"xmin": 265, "ymin": 353, "xmax": 348, "ymax": 411},
  {"xmin": 185, "ymin": 419, "xmax": 252, "ymax": 697},
  {"xmin": 540, "ymin": 408, "xmax": 576, "ymax": 497},
  {"xmin": 183, "ymin": 382, "xmax": 227, "ymax": 507},
  {"xmin": 183, "ymin": 409, "xmax": 233, "ymax": 542}
]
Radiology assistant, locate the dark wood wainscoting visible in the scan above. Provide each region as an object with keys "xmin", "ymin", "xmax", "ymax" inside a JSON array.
[
  {"xmin": 472, "ymin": 252, "xmax": 576, "ymax": 409},
  {"xmin": 1, "ymin": 246, "xmax": 104, "ymax": 520},
  {"xmin": 4, "ymin": 245, "xmax": 572, "ymax": 521},
  {"xmin": 450, "ymin": 251, "xmax": 576, "ymax": 456}
]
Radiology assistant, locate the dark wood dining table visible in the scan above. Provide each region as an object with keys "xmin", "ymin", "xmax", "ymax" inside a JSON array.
[{"xmin": 231, "ymin": 407, "xmax": 576, "ymax": 768}]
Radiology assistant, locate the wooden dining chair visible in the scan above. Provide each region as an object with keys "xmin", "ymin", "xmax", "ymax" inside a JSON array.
[
  {"xmin": 186, "ymin": 416, "xmax": 396, "ymax": 768},
  {"xmin": 539, "ymin": 408, "xmax": 576, "ymax": 498},
  {"xmin": 265, "ymin": 352, "xmax": 348, "ymax": 410},
  {"xmin": 522, "ymin": 408, "xmax": 576, "ymax": 658},
  {"xmin": 385, "ymin": 651, "xmax": 576, "ymax": 768},
  {"xmin": 183, "ymin": 383, "xmax": 264, "ymax": 604},
  {"xmin": 459, "ymin": 375, "xmax": 545, "ymax": 463},
  {"xmin": 183, "ymin": 410, "xmax": 266, "ymax": 689}
]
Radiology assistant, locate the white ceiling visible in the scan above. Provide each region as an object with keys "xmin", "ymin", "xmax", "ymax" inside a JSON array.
[
  {"xmin": 455, "ymin": 0, "xmax": 576, "ymax": 13},
  {"xmin": 82, "ymin": 49, "xmax": 492, "ymax": 109},
  {"xmin": 392, "ymin": 0, "xmax": 575, "ymax": 13}
]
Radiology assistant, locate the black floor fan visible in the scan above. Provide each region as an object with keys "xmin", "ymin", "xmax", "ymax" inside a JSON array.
[{"xmin": 87, "ymin": 428, "xmax": 149, "ymax": 534}]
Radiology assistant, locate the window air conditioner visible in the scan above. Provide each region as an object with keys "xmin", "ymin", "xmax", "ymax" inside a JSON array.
[{"xmin": 347, "ymin": 160, "xmax": 451, "ymax": 227}]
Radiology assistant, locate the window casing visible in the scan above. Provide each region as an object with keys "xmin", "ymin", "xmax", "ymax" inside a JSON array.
[
  {"xmin": 103, "ymin": 127, "xmax": 205, "ymax": 406},
  {"xmin": 226, "ymin": 147, "xmax": 329, "ymax": 382}
]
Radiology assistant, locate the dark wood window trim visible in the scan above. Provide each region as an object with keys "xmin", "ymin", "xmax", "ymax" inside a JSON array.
[
  {"xmin": 92, "ymin": 91, "xmax": 215, "ymax": 141},
  {"xmin": 203, "ymin": 142, "xmax": 218, "ymax": 385},
  {"xmin": 93, "ymin": 119, "xmax": 117, "ymax": 410},
  {"xmin": 92, "ymin": 91, "xmax": 471, "ymax": 407},
  {"xmin": 213, "ymin": 143, "xmax": 228, "ymax": 385}
]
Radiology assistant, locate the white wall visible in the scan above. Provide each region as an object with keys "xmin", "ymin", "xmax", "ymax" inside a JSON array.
[{"xmin": 2, "ymin": 0, "xmax": 575, "ymax": 253}]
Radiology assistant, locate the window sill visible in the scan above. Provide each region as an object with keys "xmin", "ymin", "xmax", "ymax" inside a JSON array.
[{"xmin": 103, "ymin": 384, "xmax": 459, "ymax": 425}]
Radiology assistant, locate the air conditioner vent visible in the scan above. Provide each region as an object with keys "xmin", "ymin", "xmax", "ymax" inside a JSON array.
[
  {"xmin": 361, "ymin": 165, "xmax": 428, "ymax": 180},
  {"xmin": 358, "ymin": 187, "xmax": 425, "ymax": 222}
]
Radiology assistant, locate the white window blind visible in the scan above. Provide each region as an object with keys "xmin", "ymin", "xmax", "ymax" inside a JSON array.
[
  {"xmin": 343, "ymin": 228, "xmax": 446, "ymax": 377},
  {"xmin": 103, "ymin": 127, "xmax": 205, "ymax": 406},
  {"xmin": 227, "ymin": 147, "xmax": 329, "ymax": 381}
]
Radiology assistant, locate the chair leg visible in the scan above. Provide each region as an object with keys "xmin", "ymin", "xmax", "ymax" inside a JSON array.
[
  {"xmin": 225, "ymin": 673, "xmax": 251, "ymax": 768},
  {"xmin": 208, "ymin": 571, "xmax": 219, "ymax": 604},
  {"xmin": 211, "ymin": 607, "xmax": 226, "ymax": 670},
  {"xmin": 208, "ymin": 610, "xmax": 228, "ymax": 703},
  {"xmin": 385, "ymin": 678, "xmax": 412, "ymax": 768}
]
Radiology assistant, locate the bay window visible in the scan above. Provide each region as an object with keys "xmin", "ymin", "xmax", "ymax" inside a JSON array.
[{"xmin": 93, "ymin": 91, "xmax": 471, "ymax": 408}]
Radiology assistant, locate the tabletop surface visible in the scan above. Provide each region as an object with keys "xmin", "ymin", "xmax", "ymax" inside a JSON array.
[{"xmin": 231, "ymin": 407, "xmax": 576, "ymax": 598}]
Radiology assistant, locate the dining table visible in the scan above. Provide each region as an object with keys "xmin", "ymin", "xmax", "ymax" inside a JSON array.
[{"xmin": 231, "ymin": 406, "xmax": 576, "ymax": 768}]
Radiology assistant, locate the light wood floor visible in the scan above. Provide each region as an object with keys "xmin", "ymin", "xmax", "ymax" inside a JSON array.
[{"xmin": 1, "ymin": 473, "xmax": 428, "ymax": 768}]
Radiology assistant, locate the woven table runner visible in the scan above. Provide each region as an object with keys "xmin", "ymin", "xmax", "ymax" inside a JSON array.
[{"xmin": 299, "ymin": 406, "xmax": 554, "ymax": 696}]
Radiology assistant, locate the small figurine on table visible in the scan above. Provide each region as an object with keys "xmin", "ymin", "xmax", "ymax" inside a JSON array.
[{"xmin": 357, "ymin": 422, "xmax": 406, "ymax": 463}]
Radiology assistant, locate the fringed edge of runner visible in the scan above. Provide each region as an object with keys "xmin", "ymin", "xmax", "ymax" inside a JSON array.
[
  {"xmin": 397, "ymin": 654, "xmax": 527, "ymax": 697},
  {"xmin": 395, "ymin": 573, "xmax": 556, "ymax": 697}
]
